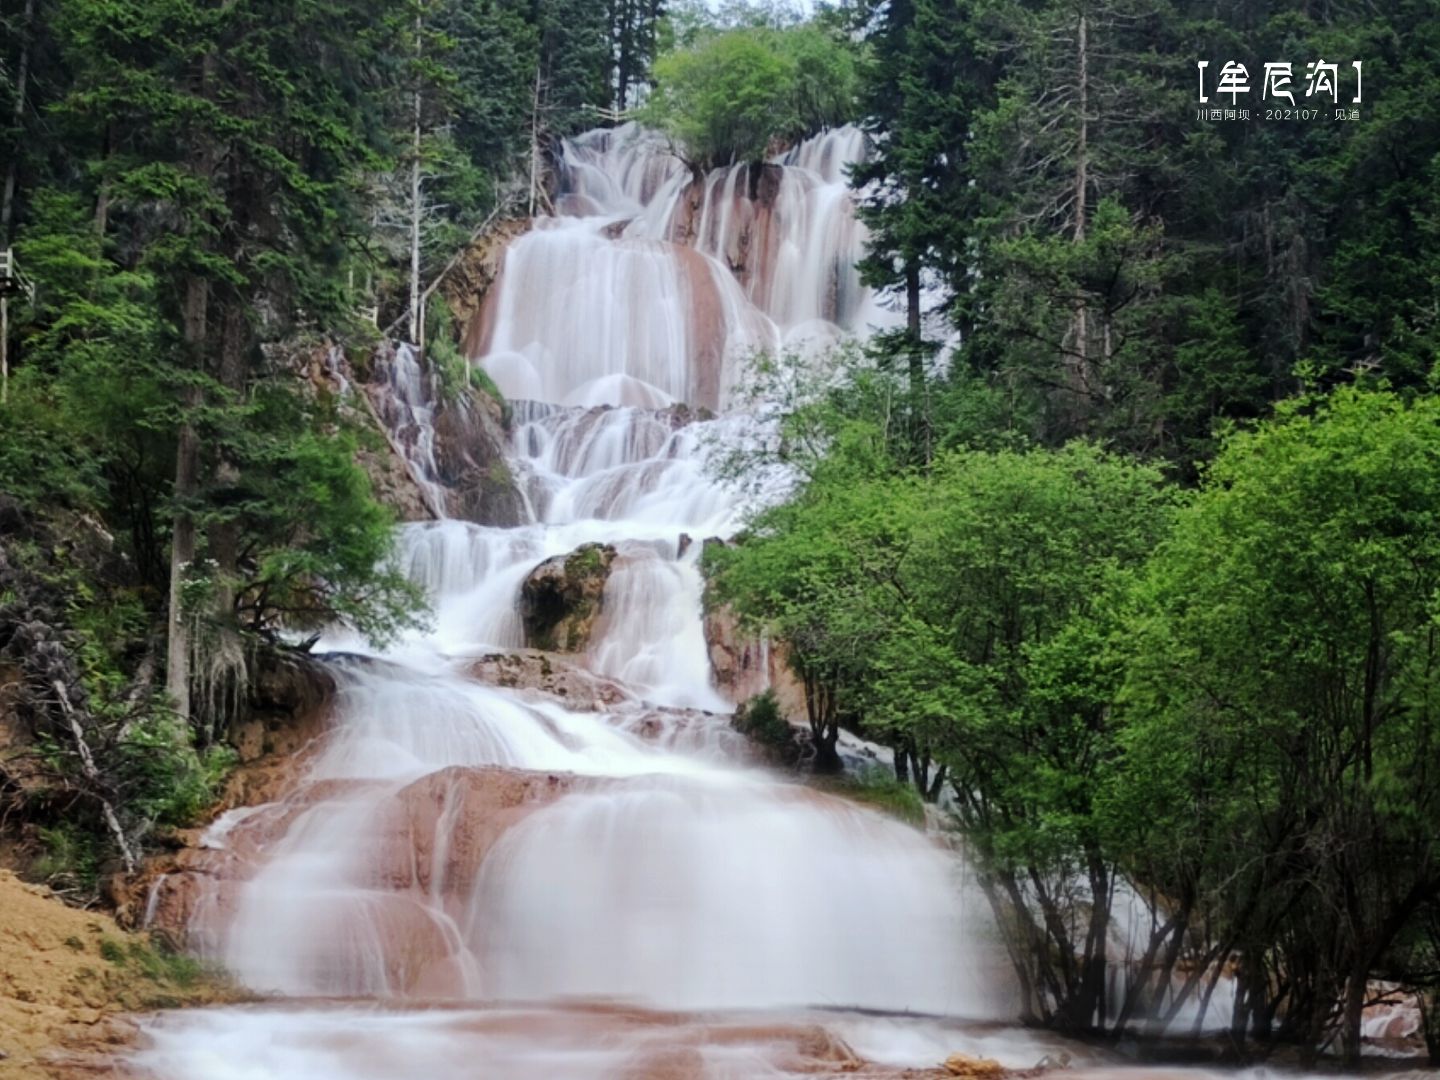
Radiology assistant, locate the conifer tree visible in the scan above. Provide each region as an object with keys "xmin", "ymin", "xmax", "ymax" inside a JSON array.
[
  {"xmin": 850, "ymin": 0, "xmax": 987, "ymax": 461},
  {"xmin": 53, "ymin": 0, "xmax": 406, "ymax": 736}
]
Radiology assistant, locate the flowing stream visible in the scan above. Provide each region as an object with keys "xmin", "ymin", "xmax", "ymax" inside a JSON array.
[{"xmin": 128, "ymin": 128, "xmax": 1359, "ymax": 1078}]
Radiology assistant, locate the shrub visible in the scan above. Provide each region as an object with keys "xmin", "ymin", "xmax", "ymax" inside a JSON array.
[
  {"xmin": 733, "ymin": 689, "xmax": 792, "ymax": 750},
  {"xmin": 644, "ymin": 23, "xmax": 859, "ymax": 166}
]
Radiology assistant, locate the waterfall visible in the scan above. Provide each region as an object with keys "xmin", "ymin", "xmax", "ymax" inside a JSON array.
[{"xmin": 134, "ymin": 128, "xmax": 1017, "ymax": 1078}]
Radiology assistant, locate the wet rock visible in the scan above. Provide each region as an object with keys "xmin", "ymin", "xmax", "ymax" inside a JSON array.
[
  {"xmin": 112, "ymin": 652, "xmax": 336, "ymax": 931},
  {"xmin": 431, "ymin": 391, "xmax": 529, "ymax": 527},
  {"xmin": 364, "ymin": 340, "xmax": 527, "ymax": 527},
  {"xmin": 228, "ymin": 649, "xmax": 335, "ymax": 764},
  {"xmin": 701, "ymin": 600, "xmax": 807, "ymax": 719},
  {"xmin": 467, "ymin": 650, "xmax": 630, "ymax": 710},
  {"xmin": 520, "ymin": 544, "xmax": 617, "ymax": 653},
  {"xmin": 446, "ymin": 217, "xmax": 532, "ymax": 352},
  {"xmin": 356, "ymin": 438, "xmax": 434, "ymax": 523},
  {"xmin": 943, "ymin": 1053, "xmax": 1008, "ymax": 1078},
  {"xmin": 365, "ymin": 766, "xmax": 580, "ymax": 901}
]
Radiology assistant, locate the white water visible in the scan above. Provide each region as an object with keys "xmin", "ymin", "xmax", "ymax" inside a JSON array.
[
  {"xmin": 128, "ymin": 119, "xmax": 1411, "ymax": 1080},
  {"xmin": 134, "ymin": 127, "xmax": 1028, "ymax": 1078}
]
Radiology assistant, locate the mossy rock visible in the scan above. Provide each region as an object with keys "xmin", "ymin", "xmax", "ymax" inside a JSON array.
[{"xmin": 519, "ymin": 543, "xmax": 618, "ymax": 653}]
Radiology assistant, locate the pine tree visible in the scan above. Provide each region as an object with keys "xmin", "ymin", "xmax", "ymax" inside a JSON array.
[
  {"xmin": 534, "ymin": 0, "xmax": 611, "ymax": 133},
  {"xmin": 850, "ymin": 0, "xmax": 988, "ymax": 460},
  {"xmin": 53, "ymin": 0, "xmax": 398, "ymax": 737},
  {"xmin": 966, "ymin": 0, "xmax": 1181, "ymax": 440},
  {"xmin": 609, "ymin": 0, "xmax": 666, "ymax": 111}
]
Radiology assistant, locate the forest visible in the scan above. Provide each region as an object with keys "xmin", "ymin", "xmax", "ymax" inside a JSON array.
[{"xmin": 2, "ymin": 0, "xmax": 1440, "ymax": 1071}]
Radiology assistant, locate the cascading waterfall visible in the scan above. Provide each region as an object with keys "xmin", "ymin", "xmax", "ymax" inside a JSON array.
[{"xmin": 133, "ymin": 128, "xmax": 1029, "ymax": 1078}]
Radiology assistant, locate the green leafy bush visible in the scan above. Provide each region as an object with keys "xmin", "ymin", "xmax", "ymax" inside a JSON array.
[
  {"xmin": 116, "ymin": 714, "xmax": 237, "ymax": 828},
  {"xmin": 644, "ymin": 23, "xmax": 859, "ymax": 166},
  {"xmin": 733, "ymin": 689, "xmax": 792, "ymax": 751}
]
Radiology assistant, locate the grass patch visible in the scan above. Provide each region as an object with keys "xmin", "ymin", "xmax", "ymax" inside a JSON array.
[
  {"xmin": 468, "ymin": 362, "xmax": 504, "ymax": 404},
  {"xmin": 819, "ymin": 765, "xmax": 927, "ymax": 827},
  {"xmin": 32, "ymin": 823, "xmax": 101, "ymax": 893},
  {"xmin": 99, "ymin": 934, "xmax": 240, "ymax": 1009}
]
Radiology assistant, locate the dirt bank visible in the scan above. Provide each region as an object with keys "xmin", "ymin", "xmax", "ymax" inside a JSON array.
[{"xmin": 0, "ymin": 870, "xmax": 238, "ymax": 1078}]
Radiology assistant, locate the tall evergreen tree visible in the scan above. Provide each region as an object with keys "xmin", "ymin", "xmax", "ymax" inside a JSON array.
[
  {"xmin": 851, "ymin": 0, "xmax": 988, "ymax": 461},
  {"xmin": 53, "ymin": 0, "xmax": 406, "ymax": 736},
  {"xmin": 609, "ymin": 0, "xmax": 666, "ymax": 111}
]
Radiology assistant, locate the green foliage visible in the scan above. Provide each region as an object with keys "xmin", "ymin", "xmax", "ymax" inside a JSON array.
[
  {"xmin": 733, "ymin": 689, "xmax": 792, "ymax": 751},
  {"xmin": 96, "ymin": 934, "xmax": 229, "ymax": 1007},
  {"xmin": 853, "ymin": 0, "xmax": 984, "ymax": 317},
  {"xmin": 425, "ymin": 301, "xmax": 505, "ymax": 411},
  {"xmin": 222, "ymin": 419, "xmax": 425, "ymax": 644},
  {"xmin": 823, "ymin": 765, "xmax": 926, "ymax": 827},
  {"xmin": 468, "ymin": 362, "xmax": 505, "ymax": 406},
  {"xmin": 115, "ymin": 714, "xmax": 235, "ymax": 827},
  {"xmin": 564, "ymin": 544, "xmax": 609, "ymax": 579},
  {"xmin": 1107, "ymin": 386, "xmax": 1440, "ymax": 1049},
  {"xmin": 644, "ymin": 22, "xmax": 859, "ymax": 165},
  {"xmin": 33, "ymin": 824, "xmax": 102, "ymax": 892}
]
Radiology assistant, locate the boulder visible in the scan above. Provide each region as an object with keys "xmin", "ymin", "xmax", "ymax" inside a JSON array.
[
  {"xmin": 943, "ymin": 1054, "xmax": 1008, "ymax": 1078},
  {"xmin": 364, "ymin": 340, "xmax": 528, "ymax": 527},
  {"xmin": 467, "ymin": 650, "xmax": 629, "ymax": 710},
  {"xmin": 227, "ymin": 649, "xmax": 336, "ymax": 764},
  {"xmin": 519, "ymin": 544, "xmax": 617, "ymax": 653}
]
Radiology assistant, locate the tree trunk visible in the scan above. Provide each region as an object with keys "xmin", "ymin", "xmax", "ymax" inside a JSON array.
[
  {"xmin": 2, "ymin": 296, "xmax": 9, "ymax": 406},
  {"xmin": 528, "ymin": 64, "xmax": 544, "ymax": 217},
  {"xmin": 166, "ymin": 279, "xmax": 206, "ymax": 726},
  {"xmin": 408, "ymin": 12, "xmax": 424, "ymax": 347},
  {"xmin": 904, "ymin": 260, "xmax": 931, "ymax": 463},
  {"xmin": 925, "ymin": 764, "xmax": 947, "ymax": 803},
  {"xmin": 1069, "ymin": 9, "xmax": 1091, "ymax": 410},
  {"xmin": 1339, "ymin": 962, "xmax": 1367, "ymax": 1067},
  {"xmin": 53, "ymin": 680, "xmax": 136, "ymax": 874},
  {"xmin": 0, "ymin": 0, "xmax": 36, "ymax": 246},
  {"xmin": 607, "ymin": 0, "xmax": 619, "ymax": 109},
  {"xmin": 893, "ymin": 742, "xmax": 910, "ymax": 784},
  {"xmin": 616, "ymin": 0, "xmax": 634, "ymax": 113},
  {"xmin": 166, "ymin": 51, "xmax": 216, "ymax": 727}
]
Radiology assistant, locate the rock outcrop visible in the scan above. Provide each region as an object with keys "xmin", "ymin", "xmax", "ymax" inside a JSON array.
[
  {"xmin": 430, "ymin": 389, "xmax": 528, "ymax": 526},
  {"xmin": 444, "ymin": 217, "xmax": 531, "ymax": 351},
  {"xmin": 467, "ymin": 650, "xmax": 629, "ymax": 710},
  {"xmin": 123, "ymin": 766, "xmax": 584, "ymax": 997},
  {"xmin": 943, "ymin": 1053, "xmax": 1008, "ymax": 1078},
  {"xmin": 664, "ymin": 162, "xmax": 786, "ymax": 286},
  {"xmin": 110, "ymin": 650, "xmax": 336, "ymax": 932},
  {"xmin": 702, "ymin": 600, "xmax": 807, "ymax": 720},
  {"xmin": 226, "ymin": 650, "xmax": 335, "ymax": 766},
  {"xmin": 519, "ymin": 544, "xmax": 617, "ymax": 653},
  {"xmin": 363, "ymin": 340, "xmax": 527, "ymax": 527}
]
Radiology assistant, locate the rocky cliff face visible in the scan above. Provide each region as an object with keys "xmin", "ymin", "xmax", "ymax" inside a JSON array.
[
  {"xmin": 443, "ymin": 218, "xmax": 531, "ymax": 354},
  {"xmin": 123, "ymin": 764, "xmax": 582, "ymax": 992},
  {"xmin": 363, "ymin": 341, "xmax": 527, "ymax": 527},
  {"xmin": 466, "ymin": 650, "xmax": 629, "ymax": 711},
  {"xmin": 430, "ymin": 387, "xmax": 528, "ymax": 526},
  {"xmin": 702, "ymin": 601, "xmax": 805, "ymax": 717}
]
